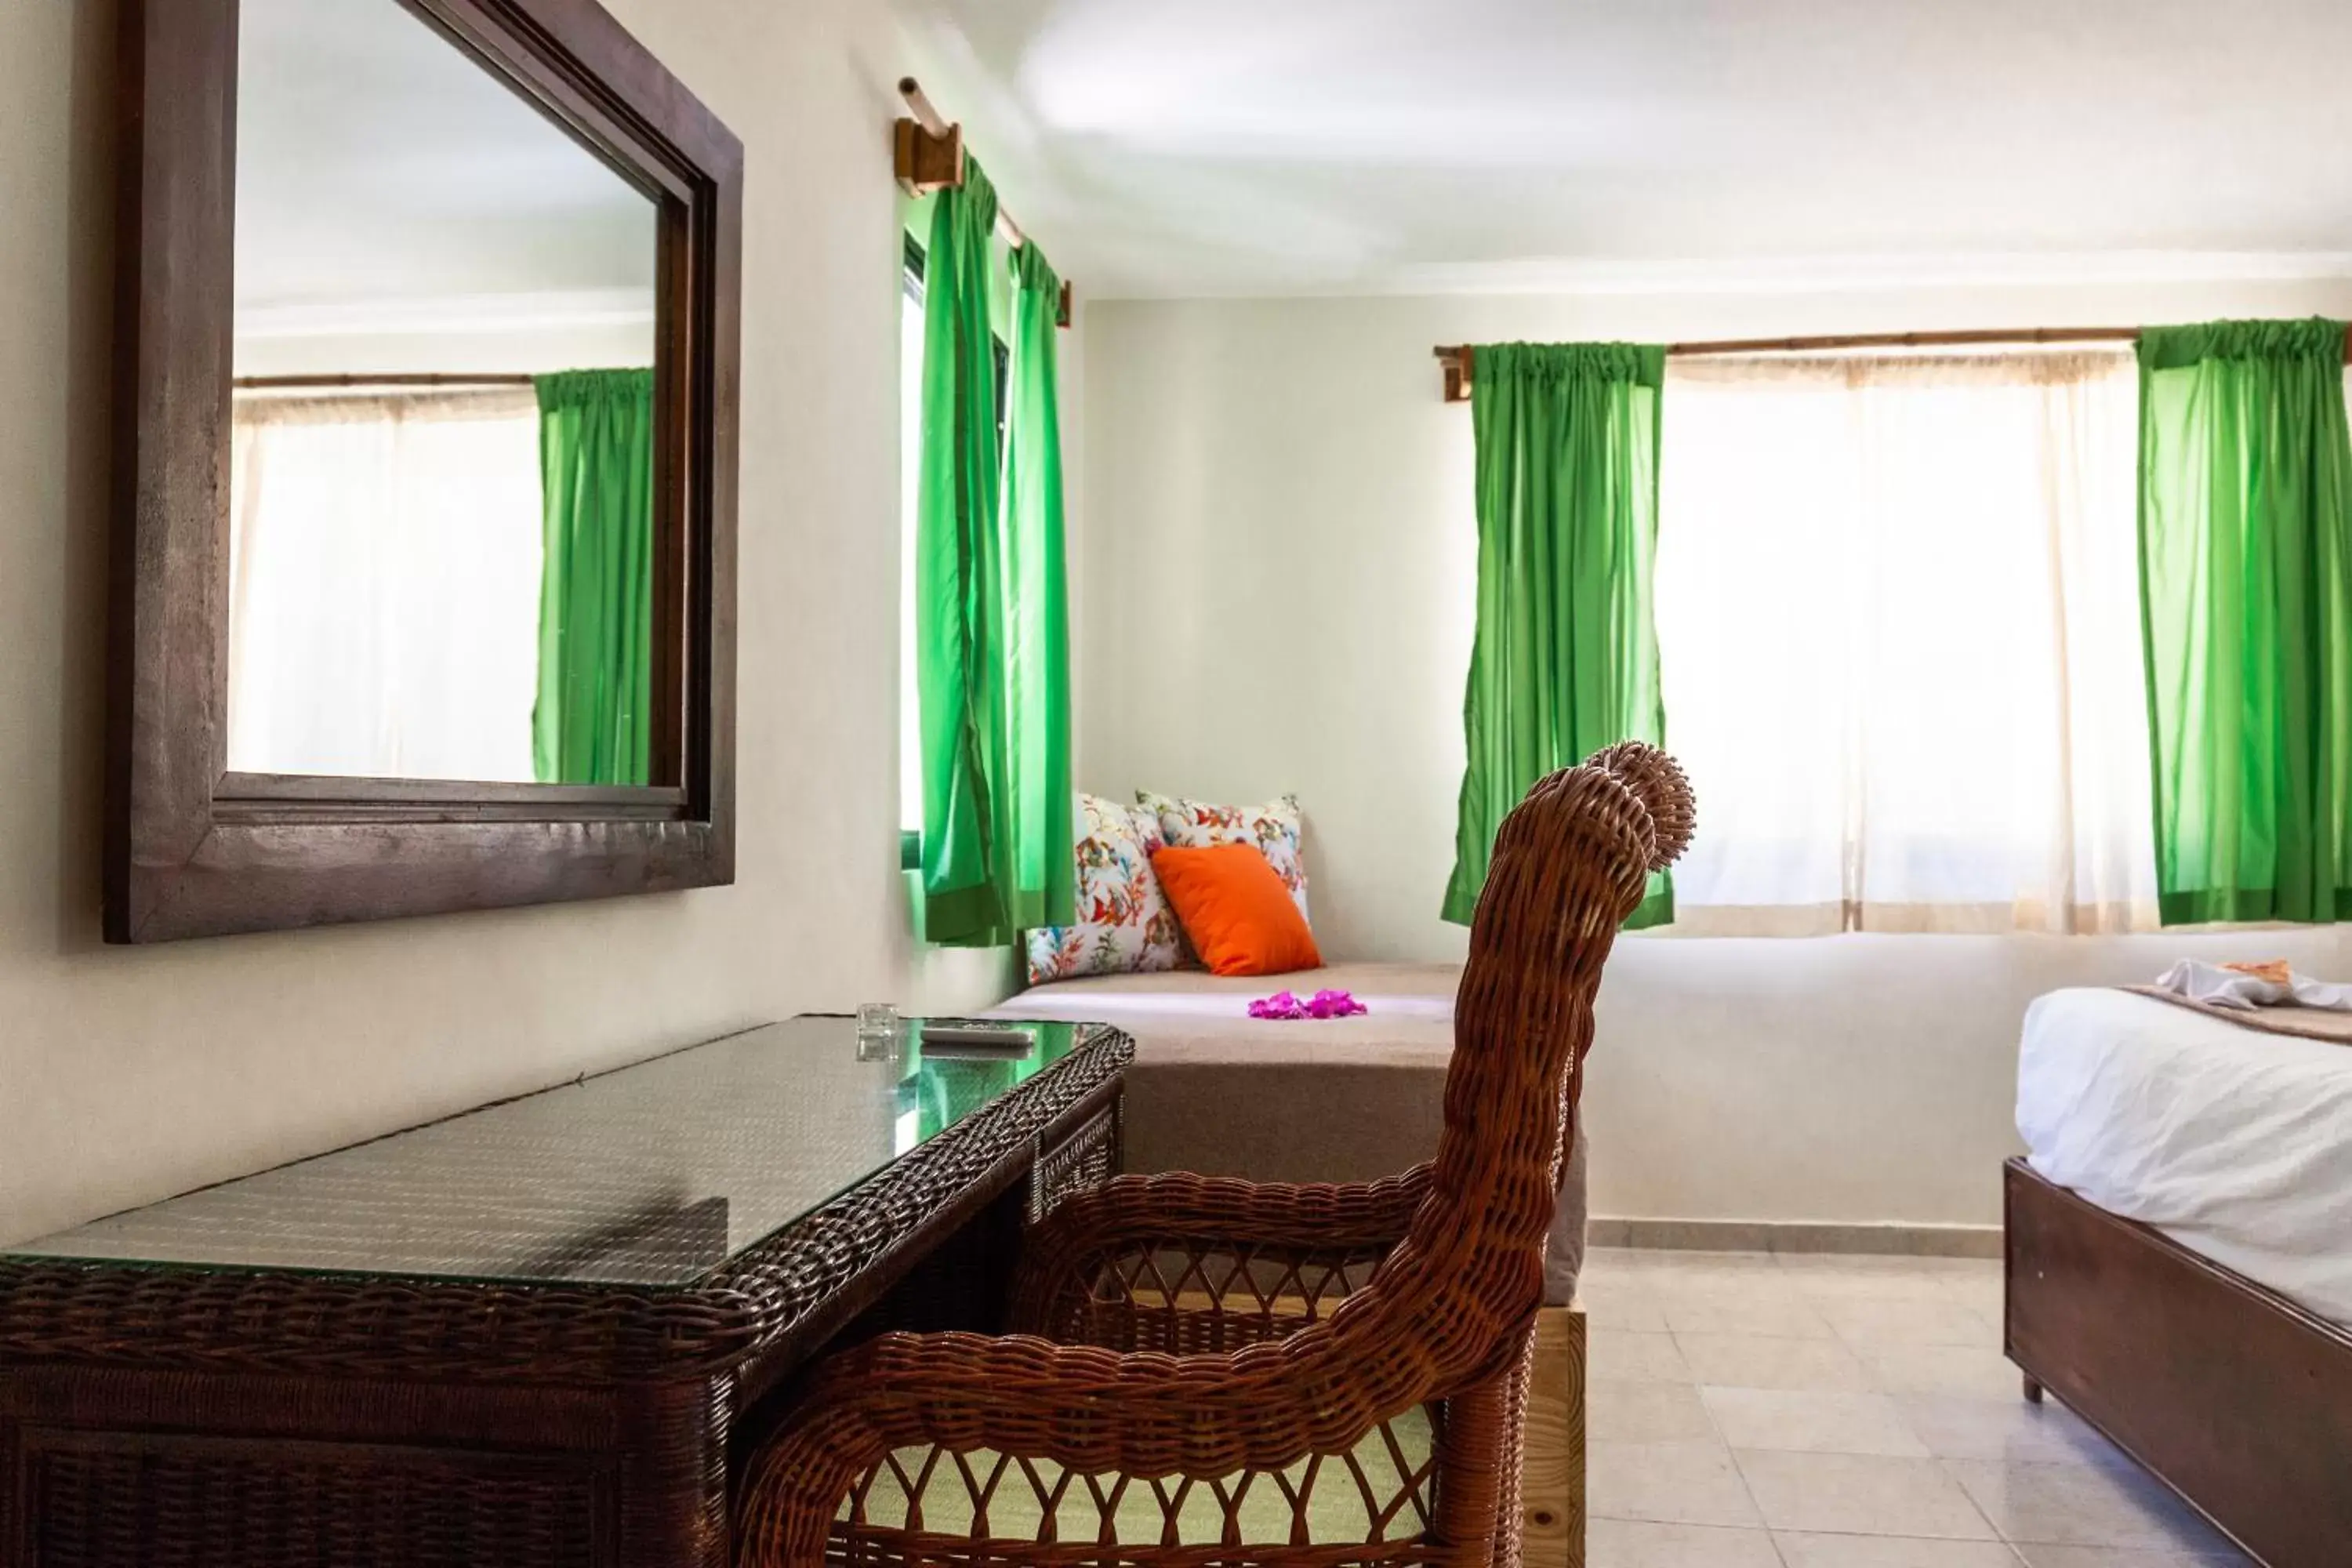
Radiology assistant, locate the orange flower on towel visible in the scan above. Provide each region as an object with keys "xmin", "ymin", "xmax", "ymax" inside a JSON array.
[{"xmin": 2222, "ymin": 960, "xmax": 2293, "ymax": 985}]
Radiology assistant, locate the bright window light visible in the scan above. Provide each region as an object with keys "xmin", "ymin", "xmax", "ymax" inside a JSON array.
[
  {"xmin": 900, "ymin": 260, "xmax": 926, "ymax": 840},
  {"xmin": 1654, "ymin": 349, "xmax": 2158, "ymax": 935}
]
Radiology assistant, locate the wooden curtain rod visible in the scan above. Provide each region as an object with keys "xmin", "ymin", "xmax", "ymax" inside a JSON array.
[
  {"xmin": 234, "ymin": 372, "xmax": 537, "ymax": 390},
  {"xmin": 1432, "ymin": 325, "xmax": 2352, "ymax": 402},
  {"xmin": 1665, "ymin": 326, "xmax": 2140, "ymax": 357},
  {"xmin": 895, "ymin": 77, "xmax": 1074, "ymax": 328}
]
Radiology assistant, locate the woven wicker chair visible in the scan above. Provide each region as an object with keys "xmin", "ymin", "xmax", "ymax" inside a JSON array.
[{"xmin": 737, "ymin": 742, "xmax": 1694, "ymax": 1568}]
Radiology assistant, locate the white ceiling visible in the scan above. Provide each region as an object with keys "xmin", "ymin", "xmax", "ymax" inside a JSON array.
[
  {"xmin": 893, "ymin": 0, "xmax": 2352, "ymax": 299},
  {"xmin": 234, "ymin": 0, "xmax": 657, "ymax": 343}
]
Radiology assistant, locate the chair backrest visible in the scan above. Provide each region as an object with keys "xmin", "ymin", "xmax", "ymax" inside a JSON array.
[
  {"xmin": 1356, "ymin": 743, "xmax": 1693, "ymax": 1385},
  {"xmin": 1446, "ymin": 740, "xmax": 1694, "ymax": 1192}
]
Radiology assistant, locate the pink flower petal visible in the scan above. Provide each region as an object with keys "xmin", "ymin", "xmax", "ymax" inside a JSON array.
[{"xmin": 1250, "ymin": 989, "xmax": 1313, "ymax": 1019}]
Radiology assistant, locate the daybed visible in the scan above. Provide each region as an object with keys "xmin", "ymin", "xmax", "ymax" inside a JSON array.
[{"xmin": 2007, "ymin": 985, "xmax": 2352, "ymax": 1568}]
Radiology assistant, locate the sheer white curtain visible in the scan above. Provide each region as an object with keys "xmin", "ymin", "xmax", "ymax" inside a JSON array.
[
  {"xmin": 1656, "ymin": 350, "xmax": 2158, "ymax": 935},
  {"xmin": 227, "ymin": 389, "xmax": 545, "ymax": 782}
]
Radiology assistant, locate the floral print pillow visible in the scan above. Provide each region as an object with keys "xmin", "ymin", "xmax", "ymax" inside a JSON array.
[
  {"xmin": 1024, "ymin": 794, "xmax": 1185, "ymax": 985},
  {"xmin": 1137, "ymin": 790, "xmax": 1311, "ymax": 926}
]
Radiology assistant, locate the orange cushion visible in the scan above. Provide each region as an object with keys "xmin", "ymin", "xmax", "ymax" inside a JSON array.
[{"xmin": 1151, "ymin": 844, "xmax": 1323, "ymax": 978}]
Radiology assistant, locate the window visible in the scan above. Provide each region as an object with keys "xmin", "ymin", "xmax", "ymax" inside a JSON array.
[
  {"xmin": 898, "ymin": 232, "xmax": 1012, "ymax": 866},
  {"xmin": 1654, "ymin": 349, "xmax": 2158, "ymax": 934}
]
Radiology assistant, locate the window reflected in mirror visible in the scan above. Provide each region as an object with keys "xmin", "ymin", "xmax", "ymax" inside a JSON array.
[{"xmin": 229, "ymin": 0, "xmax": 660, "ymax": 786}]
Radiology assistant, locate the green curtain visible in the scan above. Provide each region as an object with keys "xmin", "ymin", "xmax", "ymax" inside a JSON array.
[
  {"xmin": 1443, "ymin": 342, "xmax": 1672, "ymax": 928},
  {"xmin": 534, "ymin": 368, "xmax": 655, "ymax": 786},
  {"xmin": 2137, "ymin": 318, "xmax": 2352, "ymax": 924},
  {"xmin": 1000, "ymin": 242, "xmax": 1076, "ymax": 932},
  {"xmin": 913, "ymin": 158, "xmax": 1004, "ymax": 944},
  {"xmin": 913, "ymin": 158, "xmax": 1076, "ymax": 944}
]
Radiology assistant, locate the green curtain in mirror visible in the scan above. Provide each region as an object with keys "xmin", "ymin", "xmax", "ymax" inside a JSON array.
[
  {"xmin": 914, "ymin": 159, "xmax": 1076, "ymax": 945},
  {"xmin": 2138, "ymin": 318, "xmax": 2352, "ymax": 924},
  {"xmin": 1443, "ymin": 342, "xmax": 1672, "ymax": 928},
  {"xmin": 533, "ymin": 368, "xmax": 655, "ymax": 786}
]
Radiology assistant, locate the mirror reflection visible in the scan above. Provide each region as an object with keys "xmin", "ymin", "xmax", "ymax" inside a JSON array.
[{"xmin": 230, "ymin": 0, "xmax": 660, "ymax": 785}]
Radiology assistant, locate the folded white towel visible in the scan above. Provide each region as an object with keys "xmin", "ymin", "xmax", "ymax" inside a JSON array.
[{"xmin": 2151, "ymin": 959, "xmax": 2352, "ymax": 1012}]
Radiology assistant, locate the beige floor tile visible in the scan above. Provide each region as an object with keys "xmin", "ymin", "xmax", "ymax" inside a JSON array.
[
  {"xmin": 1649, "ymin": 1277, "xmax": 1812, "ymax": 1316},
  {"xmin": 1581, "ymin": 1276, "xmax": 1672, "ymax": 1332},
  {"xmin": 1736, "ymin": 1450, "xmax": 1998, "ymax": 1539},
  {"xmin": 1594, "ymin": 1329, "xmax": 1696, "ymax": 1384},
  {"xmin": 1815, "ymin": 1296, "xmax": 2002, "ymax": 1349},
  {"xmin": 1628, "ymin": 1250, "xmax": 1786, "ymax": 1273},
  {"xmin": 1785, "ymin": 1253, "xmax": 1993, "ymax": 1278},
  {"xmin": 1779, "ymin": 1261, "xmax": 1976, "ymax": 1301},
  {"xmin": 1861, "ymin": 1344, "xmax": 2030, "ymax": 1399},
  {"xmin": 1676, "ymin": 1332, "xmax": 1872, "ymax": 1392},
  {"xmin": 1894, "ymin": 1394, "xmax": 2116, "ymax": 1465},
  {"xmin": 1592, "ymin": 1380, "xmax": 1720, "ymax": 1444},
  {"xmin": 2010, "ymin": 1545, "xmax": 2252, "ymax": 1566},
  {"xmin": 1588, "ymin": 1440, "xmax": 1762, "ymax": 1528},
  {"xmin": 1567, "ymin": 1257, "xmax": 2250, "ymax": 1567},
  {"xmin": 1586, "ymin": 1518, "xmax": 1784, "ymax": 1567},
  {"xmin": 1703, "ymin": 1388, "xmax": 1929, "ymax": 1457},
  {"xmin": 1581, "ymin": 1250, "xmax": 1656, "ymax": 1279},
  {"xmin": 1635, "ymin": 1257, "xmax": 1795, "ymax": 1300},
  {"xmin": 1663, "ymin": 1292, "xmax": 1835, "ymax": 1339},
  {"xmin": 1774, "ymin": 1532, "xmax": 2024, "ymax": 1566},
  {"xmin": 1775, "ymin": 1254, "xmax": 1984, "ymax": 1275},
  {"xmin": 1945, "ymin": 1459, "xmax": 2238, "ymax": 1553},
  {"xmin": 1940, "ymin": 1273, "xmax": 2008, "ymax": 1315}
]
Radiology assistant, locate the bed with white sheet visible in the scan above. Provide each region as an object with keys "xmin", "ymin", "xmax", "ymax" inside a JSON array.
[
  {"xmin": 2008, "ymin": 985, "xmax": 2352, "ymax": 1565},
  {"xmin": 2016, "ymin": 985, "xmax": 2352, "ymax": 1326},
  {"xmin": 986, "ymin": 961, "xmax": 1590, "ymax": 1304}
]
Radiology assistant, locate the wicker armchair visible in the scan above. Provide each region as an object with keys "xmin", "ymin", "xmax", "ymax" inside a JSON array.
[{"xmin": 737, "ymin": 742, "xmax": 1694, "ymax": 1568}]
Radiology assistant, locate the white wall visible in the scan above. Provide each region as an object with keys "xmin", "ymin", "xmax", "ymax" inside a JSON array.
[
  {"xmin": 0, "ymin": 0, "xmax": 1015, "ymax": 1246},
  {"xmin": 233, "ymin": 321, "xmax": 659, "ymax": 379},
  {"xmin": 1078, "ymin": 279, "xmax": 2352, "ymax": 1229}
]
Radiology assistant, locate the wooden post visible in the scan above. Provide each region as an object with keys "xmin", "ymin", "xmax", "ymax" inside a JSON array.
[{"xmin": 1523, "ymin": 1305, "xmax": 1586, "ymax": 1568}]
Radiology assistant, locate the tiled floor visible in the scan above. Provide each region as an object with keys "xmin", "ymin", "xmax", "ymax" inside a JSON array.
[{"xmin": 1580, "ymin": 1248, "xmax": 2253, "ymax": 1568}]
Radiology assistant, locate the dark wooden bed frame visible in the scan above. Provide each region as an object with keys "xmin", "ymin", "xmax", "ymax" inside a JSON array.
[{"xmin": 2003, "ymin": 1158, "xmax": 2352, "ymax": 1568}]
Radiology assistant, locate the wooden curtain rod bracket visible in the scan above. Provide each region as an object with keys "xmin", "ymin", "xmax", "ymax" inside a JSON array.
[
  {"xmin": 895, "ymin": 76, "xmax": 1075, "ymax": 329},
  {"xmin": 1436, "ymin": 345, "xmax": 1472, "ymax": 404},
  {"xmin": 894, "ymin": 115, "xmax": 964, "ymax": 197}
]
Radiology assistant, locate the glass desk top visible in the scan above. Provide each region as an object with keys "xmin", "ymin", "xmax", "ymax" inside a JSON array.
[{"xmin": 6, "ymin": 1017, "xmax": 1098, "ymax": 1290}]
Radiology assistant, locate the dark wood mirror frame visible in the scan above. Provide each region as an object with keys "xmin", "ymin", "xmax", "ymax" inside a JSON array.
[{"xmin": 106, "ymin": 0, "xmax": 742, "ymax": 943}]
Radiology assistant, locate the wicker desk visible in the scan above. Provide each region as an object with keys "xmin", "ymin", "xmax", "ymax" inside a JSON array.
[{"xmin": 0, "ymin": 1016, "xmax": 1131, "ymax": 1568}]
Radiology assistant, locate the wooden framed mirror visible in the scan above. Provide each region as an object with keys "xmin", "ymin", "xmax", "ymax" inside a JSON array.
[{"xmin": 107, "ymin": 0, "xmax": 741, "ymax": 942}]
